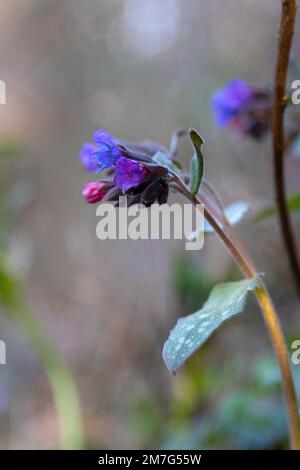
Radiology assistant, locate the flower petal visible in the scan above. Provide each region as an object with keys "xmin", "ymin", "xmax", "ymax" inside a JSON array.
[
  {"xmin": 80, "ymin": 141, "xmax": 120, "ymax": 173},
  {"xmin": 80, "ymin": 143, "xmax": 102, "ymax": 172},
  {"xmin": 93, "ymin": 129, "xmax": 115, "ymax": 146},
  {"xmin": 114, "ymin": 157, "xmax": 151, "ymax": 191},
  {"xmin": 211, "ymin": 79, "xmax": 253, "ymax": 126}
]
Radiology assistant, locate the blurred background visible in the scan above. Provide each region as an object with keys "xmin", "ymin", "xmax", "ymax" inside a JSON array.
[{"xmin": 0, "ymin": 0, "xmax": 300, "ymax": 449}]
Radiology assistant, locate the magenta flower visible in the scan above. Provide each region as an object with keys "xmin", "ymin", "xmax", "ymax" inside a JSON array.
[{"xmin": 82, "ymin": 181, "xmax": 111, "ymax": 204}]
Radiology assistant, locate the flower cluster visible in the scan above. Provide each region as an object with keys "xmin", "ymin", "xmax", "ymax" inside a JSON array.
[
  {"xmin": 80, "ymin": 130, "xmax": 170, "ymax": 206},
  {"xmin": 211, "ymin": 79, "xmax": 271, "ymax": 139}
]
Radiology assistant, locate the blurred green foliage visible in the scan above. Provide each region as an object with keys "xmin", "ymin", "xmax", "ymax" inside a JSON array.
[
  {"xmin": 0, "ymin": 138, "xmax": 20, "ymax": 159},
  {"xmin": 126, "ymin": 254, "xmax": 294, "ymax": 449},
  {"xmin": 164, "ymin": 357, "xmax": 288, "ymax": 450},
  {"xmin": 255, "ymin": 193, "xmax": 300, "ymax": 222},
  {"xmin": 128, "ymin": 351, "xmax": 290, "ymax": 449},
  {"xmin": 0, "ymin": 141, "xmax": 84, "ymax": 449}
]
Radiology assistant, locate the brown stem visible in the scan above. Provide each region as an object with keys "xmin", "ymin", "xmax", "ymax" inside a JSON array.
[
  {"xmin": 272, "ymin": 0, "xmax": 300, "ymax": 295},
  {"xmin": 171, "ymin": 178, "xmax": 300, "ymax": 449}
]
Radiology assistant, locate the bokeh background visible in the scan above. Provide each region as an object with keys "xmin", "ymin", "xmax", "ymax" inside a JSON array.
[{"xmin": 0, "ymin": 0, "xmax": 300, "ymax": 449}]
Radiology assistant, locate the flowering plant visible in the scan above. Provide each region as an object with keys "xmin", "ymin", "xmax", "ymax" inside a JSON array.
[
  {"xmin": 81, "ymin": 0, "xmax": 300, "ymax": 451},
  {"xmin": 81, "ymin": 124, "xmax": 300, "ymax": 449}
]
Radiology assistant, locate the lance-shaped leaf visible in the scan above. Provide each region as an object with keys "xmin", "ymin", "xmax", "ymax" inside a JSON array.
[
  {"xmin": 163, "ymin": 276, "xmax": 261, "ymax": 374},
  {"xmin": 189, "ymin": 129, "xmax": 204, "ymax": 196}
]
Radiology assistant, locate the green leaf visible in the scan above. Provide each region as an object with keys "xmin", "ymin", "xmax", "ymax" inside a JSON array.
[
  {"xmin": 204, "ymin": 201, "xmax": 250, "ymax": 233},
  {"xmin": 163, "ymin": 276, "xmax": 261, "ymax": 374},
  {"xmin": 189, "ymin": 129, "xmax": 204, "ymax": 196},
  {"xmin": 255, "ymin": 193, "xmax": 300, "ymax": 222},
  {"xmin": 152, "ymin": 151, "xmax": 183, "ymax": 178}
]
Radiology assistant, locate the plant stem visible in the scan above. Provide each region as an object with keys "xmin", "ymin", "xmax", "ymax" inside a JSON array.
[
  {"xmin": 272, "ymin": 0, "xmax": 300, "ymax": 296},
  {"xmin": 171, "ymin": 178, "xmax": 300, "ymax": 449}
]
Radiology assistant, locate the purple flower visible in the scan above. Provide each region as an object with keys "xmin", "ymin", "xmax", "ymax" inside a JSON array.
[
  {"xmin": 80, "ymin": 129, "xmax": 122, "ymax": 173},
  {"xmin": 212, "ymin": 79, "xmax": 254, "ymax": 126},
  {"xmin": 211, "ymin": 80, "xmax": 272, "ymax": 139},
  {"xmin": 80, "ymin": 130, "xmax": 171, "ymax": 206},
  {"xmin": 114, "ymin": 157, "xmax": 151, "ymax": 191}
]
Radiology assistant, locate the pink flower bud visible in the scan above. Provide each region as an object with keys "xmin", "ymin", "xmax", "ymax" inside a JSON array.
[{"xmin": 82, "ymin": 181, "xmax": 108, "ymax": 204}]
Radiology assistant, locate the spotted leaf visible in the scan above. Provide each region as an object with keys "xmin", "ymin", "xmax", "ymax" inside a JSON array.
[{"xmin": 163, "ymin": 276, "xmax": 261, "ymax": 374}]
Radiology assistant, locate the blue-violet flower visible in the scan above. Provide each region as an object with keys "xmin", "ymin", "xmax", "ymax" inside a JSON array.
[{"xmin": 211, "ymin": 79, "xmax": 271, "ymax": 139}]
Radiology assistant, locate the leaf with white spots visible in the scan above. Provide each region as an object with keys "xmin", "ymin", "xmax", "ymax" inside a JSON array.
[{"xmin": 163, "ymin": 276, "xmax": 261, "ymax": 374}]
